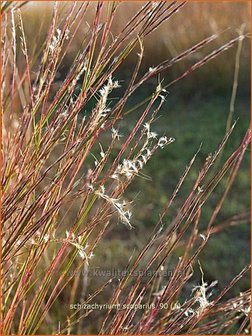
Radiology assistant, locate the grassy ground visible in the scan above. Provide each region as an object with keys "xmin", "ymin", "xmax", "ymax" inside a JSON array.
[{"xmin": 94, "ymin": 92, "xmax": 250, "ymax": 297}]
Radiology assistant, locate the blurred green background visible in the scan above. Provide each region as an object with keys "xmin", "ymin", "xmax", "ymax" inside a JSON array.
[{"xmin": 80, "ymin": 1, "xmax": 250, "ymax": 297}]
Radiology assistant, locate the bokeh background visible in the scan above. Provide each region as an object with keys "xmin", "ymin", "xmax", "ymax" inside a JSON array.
[{"xmin": 17, "ymin": 1, "xmax": 250, "ymax": 332}]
